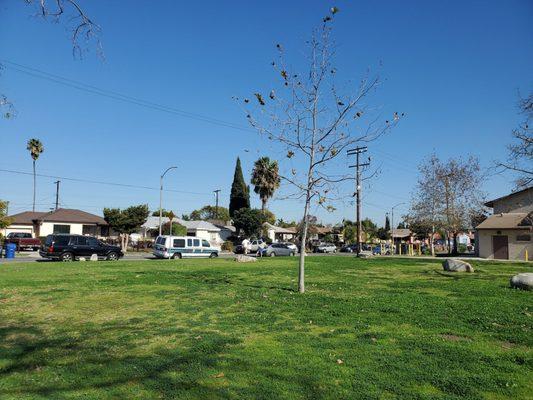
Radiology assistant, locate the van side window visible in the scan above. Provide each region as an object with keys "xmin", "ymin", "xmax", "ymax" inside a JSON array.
[
  {"xmin": 173, "ymin": 239, "xmax": 185, "ymax": 247},
  {"xmin": 202, "ymin": 240, "xmax": 210, "ymax": 247},
  {"xmin": 187, "ymin": 238, "xmax": 193, "ymax": 247},
  {"xmin": 193, "ymin": 239, "xmax": 200, "ymax": 247}
]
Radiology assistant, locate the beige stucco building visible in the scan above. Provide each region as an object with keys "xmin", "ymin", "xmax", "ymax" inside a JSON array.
[{"xmin": 475, "ymin": 187, "xmax": 532, "ymax": 261}]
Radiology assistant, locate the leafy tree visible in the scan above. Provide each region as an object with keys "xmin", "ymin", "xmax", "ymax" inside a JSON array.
[
  {"xmin": 262, "ymin": 209, "xmax": 276, "ymax": 225},
  {"xmin": 243, "ymin": 8, "xmax": 401, "ymax": 293},
  {"xmin": 188, "ymin": 205, "xmax": 230, "ymax": 221},
  {"xmin": 497, "ymin": 93, "xmax": 532, "ymax": 188},
  {"xmin": 162, "ymin": 221, "xmax": 187, "ymax": 236},
  {"xmin": 361, "ymin": 218, "xmax": 378, "ymax": 242},
  {"xmin": 233, "ymin": 208, "xmax": 266, "ymax": 237},
  {"xmin": 229, "ymin": 158, "xmax": 250, "ymax": 217},
  {"xmin": 104, "ymin": 204, "xmax": 149, "ymax": 251},
  {"xmin": 376, "ymin": 227, "xmax": 389, "ymax": 241},
  {"xmin": 152, "ymin": 209, "xmax": 173, "ymax": 217},
  {"xmin": 251, "ymin": 157, "xmax": 280, "ymax": 212},
  {"xmin": 277, "ymin": 218, "xmax": 297, "ymax": 228},
  {"xmin": 0, "ymin": 200, "xmax": 12, "ymax": 235},
  {"xmin": 26, "ymin": 139, "xmax": 44, "ymax": 212}
]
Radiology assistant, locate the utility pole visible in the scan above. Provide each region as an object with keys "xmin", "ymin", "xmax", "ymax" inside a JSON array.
[
  {"xmin": 347, "ymin": 146, "xmax": 369, "ymax": 256},
  {"xmin": 213, "ymin": 189, "xmax": 221, "ymax": 219},
  {"xmin": 54, "ymin": 180, "xmax": 60, "ymax": 210}
]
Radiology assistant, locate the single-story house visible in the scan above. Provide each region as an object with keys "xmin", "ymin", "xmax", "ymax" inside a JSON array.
[
  {"xmin": 389, "ymin": 228, "xmax": 414, "ymax": 244},
  {"xmin": 263, "ymin": 222, "xmax": 297, "ymax": 243},
  {"xmin": 208, "ymin": 220, "xmax": 236, "ymax": 242},
  {"xmin": 475, "ymin": 187, "xmax": 532, "ymax": 260},
  {"xmin": 2, "ymin": 208, "xmax": 109, "ymax": 238}
]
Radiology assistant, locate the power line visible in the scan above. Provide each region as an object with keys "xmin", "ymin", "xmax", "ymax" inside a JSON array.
[
  {"xmin": 0, "ymin": 168, "xmax": 212, "ymax": 196},
  {"xmin": 1, "ymin": 59, "xmax": 254, "ymax": 133}
]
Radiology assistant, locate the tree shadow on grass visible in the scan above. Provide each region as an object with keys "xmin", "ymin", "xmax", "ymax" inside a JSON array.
[{"xmin": 0, "ymin": 322, "xmax": 319, "ymax": 399}]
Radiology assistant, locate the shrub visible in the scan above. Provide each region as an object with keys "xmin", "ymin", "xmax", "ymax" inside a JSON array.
[{"xmin": 221, "ymin": 241, "xmax": 234, "ymax": 252}]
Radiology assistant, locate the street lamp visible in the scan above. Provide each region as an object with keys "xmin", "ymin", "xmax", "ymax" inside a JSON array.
[
  {"xmin": 159, "ymin": 166, "xmax": 177, "ymax": 236},
  {"xmin": 391, "ymin": 202, "xmax": 405, "ymax": 254}
]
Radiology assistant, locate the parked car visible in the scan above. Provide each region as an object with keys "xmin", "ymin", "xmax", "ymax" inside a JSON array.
[
  {"xmin": 39, "ymin": 234, "xmax": 123, "ymax": 261},
  {"xmin": 234, "ymin": 244, "xmax": 246, "ymax": 254},
  {"xmin": 5, "ymin": 232, "xmax": 41, "ymax": 251},
  {"xmin": 261, "ymin": 243, "xmax": 296, "ymax": 257},
  {"xmin": 372, "ymin": 245, "xmax": 391, "ymax": 255},
  {"xmin": 315, "ymin": 243, "xmax": 337, "ymax": 253},
  {"xmin": 340, "ymin": 244, "xmax": 358, "ymax": 253},
  {"xmin": 282, "ymin": 242, "xmax": 298, "ymax": 253},
  {"xmin": 153, "ymin": 235, "xmax": 219, "ymax": 259},
  {"xmin": 249, "ymin": 239, "xmax": 267, "ymax": 252}
]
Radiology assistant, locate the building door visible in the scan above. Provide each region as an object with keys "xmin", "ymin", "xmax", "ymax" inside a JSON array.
[{"xmin": 492, "ymin": 235, "xmax": 509, "ymax": 260}]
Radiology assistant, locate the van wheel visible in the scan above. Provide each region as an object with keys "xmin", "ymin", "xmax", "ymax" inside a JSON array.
[
  {"xmin": 172, "ymin": 253, "xmax": 182, "ymax": 259},
  {"xmin": 61, "ymin": 252, "xmax": 74, "ymax": 262},
  {"xmin": 107, "ymin": 252, "xmax": 119, "ymax": 261},
  {"xmin": 209, "ymin": 252, "xmax": 218, "ymax": 258}
]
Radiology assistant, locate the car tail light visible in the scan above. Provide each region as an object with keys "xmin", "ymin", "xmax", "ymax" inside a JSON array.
[{"xmin": 48, "ymin": 244, "xmax": 54, "ymax": 252}]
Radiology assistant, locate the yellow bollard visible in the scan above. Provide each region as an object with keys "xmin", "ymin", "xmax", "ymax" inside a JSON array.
[
  {"xmin": 399, "ymin": 243, "xmax": 402, "ymax": 255},
  {"xmin": 526, "ymin": 249, "xmax": 529, "ymax": 262}
]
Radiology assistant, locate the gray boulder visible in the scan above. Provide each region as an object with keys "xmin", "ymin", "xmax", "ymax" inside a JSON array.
[
  {"xmin": 510, "ymin": 273, "xmax": 533, "ymax": 291},
  {"xmin": 235, "ymin": 255, "xmax": 257, "ymax": 263},
  {"xmin": 442, "ymin": 259, "xmax": 474, "ymax": 273},
  {"xmin": 90, "ymin": 254, "xmax": 98, "ymax": 261},
  {"xmin": 358, "ymin": 251, "xmax": 374, "ymax": 258}
]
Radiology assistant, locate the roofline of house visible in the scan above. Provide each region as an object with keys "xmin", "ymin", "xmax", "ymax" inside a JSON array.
[{"xmin": 484, "ymin": 186, "xmax": 532, "ymax": 208}]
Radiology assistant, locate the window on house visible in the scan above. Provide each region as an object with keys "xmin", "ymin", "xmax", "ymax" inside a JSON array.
[
  {"xmin": 53, "ymin": 224, "xmax": 70, "ymax": 234},
  {"xmin": 517, "ymin": 234, "xmax": 531, "ymax": 242},
  {"xmin": 82, "ymin": 225, "xmax": 96, "ymax": 236}
]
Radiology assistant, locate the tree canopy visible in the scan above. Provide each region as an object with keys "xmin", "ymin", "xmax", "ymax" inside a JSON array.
[
  {"xmin": 187, "ymin": 205, "xmax": 230, "ymax": 222},
  {"xmin": 229, "ymin": 158, "xmax": 250, "ymax": 217},
  {"xmin": 251, "ymin": 157, "xmax": 280, "ymax": 212},
  {"xmin": 104, "ymin": 205, "xmax": 150, "ymax": 249},
  {"xmin": 233, "ymin": 208, "xmax": 266, "ymax": 237}
]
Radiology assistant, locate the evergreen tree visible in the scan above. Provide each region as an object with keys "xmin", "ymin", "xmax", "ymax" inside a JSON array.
[
  {"xmin": 385, "ymin": 215, "xmax": 391, "ymax": 231},
  {"xmin": 229, "ymin": 157, "xmax": 250, "ymax": 217}
]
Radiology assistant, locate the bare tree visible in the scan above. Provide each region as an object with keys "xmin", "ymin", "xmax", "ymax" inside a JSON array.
[
  {"xmin": 409, "ymin": 154, "xmax": 485, "ymax": 255},
  {"xmin": 242, "ymin": 8, "xmax": 401, "ymax": 293},
  {"xmin": 407, "ymin": 154, "xmax": 443, "ymax": 256},
  {"xmin": 497, "ymin": 93, "xmax": 532, "ymax": 189}
]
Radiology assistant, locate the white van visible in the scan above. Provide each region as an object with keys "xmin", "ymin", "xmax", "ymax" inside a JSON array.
[{"xmin": 153, "ymin": 236, "xmax": 219, "ymax": 259}]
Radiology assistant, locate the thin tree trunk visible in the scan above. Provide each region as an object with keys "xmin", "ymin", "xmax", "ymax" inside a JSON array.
[
  {"xmin": 32, "ymin": 160, "xmax": 36, "ymax": 212},
  {"xmin": 298, "ymin": 192, "xmax": 311, "ymax": 294},
  {"xmin": 430, "ymin": 227, "xmax": 435, "ymax": 257},
  {"xmin": 261, "ymin": 198, "xmax": 267, "ymax": 213}
]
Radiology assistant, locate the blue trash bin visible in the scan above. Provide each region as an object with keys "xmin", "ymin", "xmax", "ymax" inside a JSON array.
[{"xmin": 5, "ymin": 243, "xmax": 16, "ymax": 259}]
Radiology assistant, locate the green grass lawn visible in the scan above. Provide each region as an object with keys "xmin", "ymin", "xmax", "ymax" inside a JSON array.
[{"xmin": 0, "ymin": 257, "xmax": 531, "ymax": 399}]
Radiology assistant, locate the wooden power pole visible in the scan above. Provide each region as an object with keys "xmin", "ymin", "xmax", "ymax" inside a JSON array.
[{"xmin": 347, "ymin": 146, "xmax": 369, "ymax": 256}]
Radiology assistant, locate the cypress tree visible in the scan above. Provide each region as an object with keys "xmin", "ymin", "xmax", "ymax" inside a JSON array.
[
  {"xmin": 385, "ymin": 215, "xmax": 391, "ymax": 231},
  {"xmin": 229, "ymin": 157, "xmax": 250, "ymax": 217}
]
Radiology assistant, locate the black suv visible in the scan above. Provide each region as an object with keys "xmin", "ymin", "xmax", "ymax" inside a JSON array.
[{"xmin": 39, "ymin": 234, "xmax": 123, "ymax": 261}]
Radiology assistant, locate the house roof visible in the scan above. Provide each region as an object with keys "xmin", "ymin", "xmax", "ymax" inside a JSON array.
[
  {"xmin": 484, "ymin": 186, "xmax": 532, "ymax": 208},
  {"xmin": 263, "ymin": 222, "xmax": 297, "ymax": 234},
  {"xmin": 8, "ymin": 211, "xmax": 48, "ymax": 225},
  {"xmin": 179, "ymin": 219, "xmax": 220, "ymax": 232},
  {"xmin": 9, "ymin": 209, "xmax": 107, "ymax": 225},
  {"xmin": 142, "ymin": 216, "xmax": 170, "ymax": 230},
  {"xmin": 389, "ymin": 228, "xmax": 412, "ymax": 238},
  {"xmin": 475, "ymin": 213, "xmax": 532, "ymax": 230}
]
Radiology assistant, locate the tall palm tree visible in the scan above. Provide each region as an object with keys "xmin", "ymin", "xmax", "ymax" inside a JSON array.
[
  {"xmin": 251, "ymin": 157, "xmax": 280, "ymax": 212},
  {"xmin": 26, "ymin": 138, "xmax": 44, "ymax": 212}
]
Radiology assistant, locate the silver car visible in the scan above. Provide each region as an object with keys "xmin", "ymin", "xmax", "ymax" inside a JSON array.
[
  {"xmin": 316, "ymin": 243, "xmax": 337, "ymax": 253},
  {"xmin": 262, "ymin": 243, "xmax": 296, "ymax": 257}
]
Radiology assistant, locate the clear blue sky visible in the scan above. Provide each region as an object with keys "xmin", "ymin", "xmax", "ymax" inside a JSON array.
[{"xmin": 1, "ymin": 0, "xmax": 531, "ymax": 226}]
